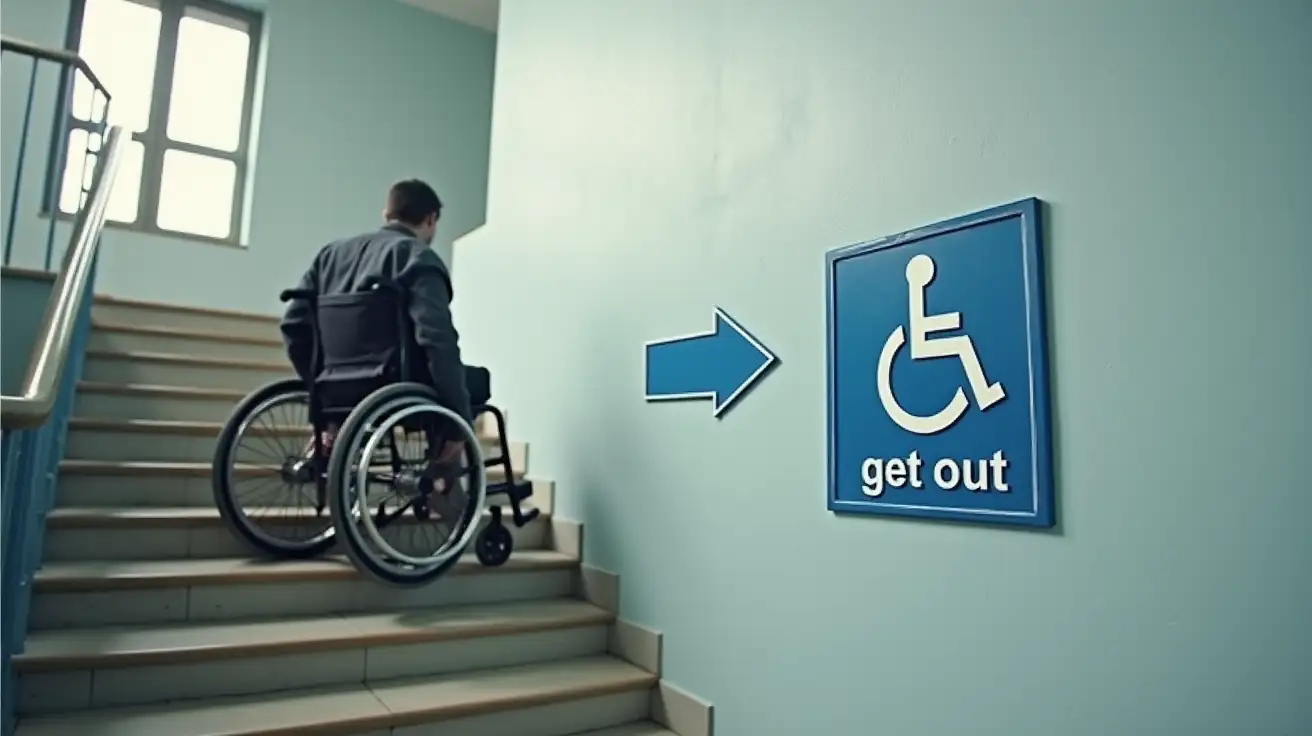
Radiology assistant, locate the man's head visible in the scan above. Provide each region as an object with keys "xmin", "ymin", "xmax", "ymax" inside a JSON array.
[{"xmin": 383, "ymin": 179, "xmax": 443, "ymax": 246}]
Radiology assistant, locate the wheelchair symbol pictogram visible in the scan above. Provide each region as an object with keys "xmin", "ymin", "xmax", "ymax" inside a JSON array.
[{"xmin": 877, "ymin": 254, "xmax": 1006, "ymax": 435}]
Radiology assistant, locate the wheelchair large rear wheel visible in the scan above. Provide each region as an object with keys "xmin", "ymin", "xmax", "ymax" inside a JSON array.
[
  {"xmin": 327, "ymin": 383, "xmax": 488, "ymax": 587},
  {"xmin": 212, "ymin": 378, "xmax": 336, "ymax": 559}
]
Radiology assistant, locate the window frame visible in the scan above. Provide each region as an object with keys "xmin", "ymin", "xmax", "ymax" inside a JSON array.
[{"xmin": 46, "ymin": 0, "xmax": 263, "ymax": 247}]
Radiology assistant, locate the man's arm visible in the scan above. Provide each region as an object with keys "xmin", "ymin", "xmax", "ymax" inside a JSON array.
[
  {"xmin": 280, "ymin": 263, "xmax": 317, "ymax": 384},
  {"xmin": 401, "ymin": 248, "xmax": 473, "ymax": 424}
]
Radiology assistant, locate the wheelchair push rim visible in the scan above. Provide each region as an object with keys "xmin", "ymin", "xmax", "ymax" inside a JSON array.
[
  {"xmin": 332, "ymin": 389, "xmax": 488, "ymax": 575},
  {"xmin": 215, "ymin": 386, "xmax": 335, "ymax": 555}
]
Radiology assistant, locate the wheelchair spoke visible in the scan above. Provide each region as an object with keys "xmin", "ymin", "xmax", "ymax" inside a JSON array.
[
  {"xmin": 350, "ymin": 422, "xmax": 472, "ymax": 564},
  {"xmin": 220, "ymin": 387, "xmax": 334, "ymax": 552},
  {"xmin": 324, "ymin": 389, "xmax": 489, "ymax": 579}
]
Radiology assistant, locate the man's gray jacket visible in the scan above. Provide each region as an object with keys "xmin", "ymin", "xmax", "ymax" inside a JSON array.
[{"xmin": 279, "ymin": 223, "xmax": 472, "ymax": 423}]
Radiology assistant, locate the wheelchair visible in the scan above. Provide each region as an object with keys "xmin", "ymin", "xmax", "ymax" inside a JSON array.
[{"xmin": 210, "ymin": 279, "xmax": 539, "ymax": 587}]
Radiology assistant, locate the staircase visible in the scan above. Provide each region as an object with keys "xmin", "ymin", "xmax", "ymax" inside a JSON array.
[{"xmin": 10, "ymin": 294, "xmax": 708, "ymax": 736}]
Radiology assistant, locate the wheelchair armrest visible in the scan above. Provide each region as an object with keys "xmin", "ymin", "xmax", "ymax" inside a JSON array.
[{"xmin": 280, "ymin": 288, "xmax": 317, "ymax": 303}]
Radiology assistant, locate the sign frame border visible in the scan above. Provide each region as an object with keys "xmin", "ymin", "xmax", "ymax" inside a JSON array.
[{"xmin": 825, "ymin": 197, "xmax": 1056, "ymax": 528}]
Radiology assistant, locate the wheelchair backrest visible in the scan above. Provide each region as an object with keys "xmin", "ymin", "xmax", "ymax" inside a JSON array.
[
  {"xmin": 315, "ymin": 288, "xmax": 407, "ymax": 380},
  {"xmin": 300, "ymin": 281, "xmax": 426, "ymax": 413}
]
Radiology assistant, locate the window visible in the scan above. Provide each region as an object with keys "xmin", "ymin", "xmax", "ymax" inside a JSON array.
[{"xmin": 53, "ymin": 0, "xmax": 261, "ymax": 244}]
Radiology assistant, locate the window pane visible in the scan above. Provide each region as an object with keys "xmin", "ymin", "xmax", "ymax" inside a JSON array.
[
  {"xmin": 156, "ymin": 150, "xmax": 236, "ymax": 238},
  {"xmin": 73, "ymin": 0, "xmax": 162, "ymax": 132},
  {"xmin": 166, "ymin": 7, "xmax": 251, "ymax": 151},
  {"xmin": 58, "ymin": 129, "xmax": 144, "ymax": 223}
]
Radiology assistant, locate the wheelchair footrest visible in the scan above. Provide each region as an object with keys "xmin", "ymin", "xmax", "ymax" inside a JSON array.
[
  {"xmin": 487, "ymin": 478, "xmax": 533, "ymax": 501},
  {"xmin": 486, "ymin": 479, "xmax": 538, "ymax": 528}
]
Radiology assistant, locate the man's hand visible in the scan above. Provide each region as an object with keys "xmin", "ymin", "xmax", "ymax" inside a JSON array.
[{"xmin": 436, "ymin": 440, "xmax": 464, "ymax": 465}]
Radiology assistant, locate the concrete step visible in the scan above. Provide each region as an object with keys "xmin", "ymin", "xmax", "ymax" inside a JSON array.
[
  {"xmin": 577, "ymin": 724, "xmax": 679, "ymax": 736},
  {"xmin": 65, "ymin": 416, "xmax": 529, "ymax": 467},
  {"xmin": 82, "ymin": 350, "xmax": 291, "ymax": 392},
  {"xmin": 16, "ymin": 598, "xmax": 614, "ymax": 715},
  {"xmin": 89, "ymin": 320, "xmax": 289, "ymax": 363},
  {"xmin": 58, "ymin": 459, "xmax": 515, "ymax": 481},
  {"xmin": 92, "ymin": 294, "xmax": 281, "ymax": 341},
  {"xmin": 73, "ymin": 382, "xmax": 513, "ymax": 434},
  {"xmin": 74, "ymin": 382, "xmax": 247, "ymax": 423},
  {"xmin": 53, "ymin": 459, "xmax": 549, "ymax": 510},
  {"xmin": 30, "ymin": 551, "xmax": 580, "ymax": 629},
  {"xmin": 42, "ymin": 505, "xmax": 552, "ymax": 562},
  {"xmin": 14, "ymin": 655, "xmax": 656, "ymax": 736}
]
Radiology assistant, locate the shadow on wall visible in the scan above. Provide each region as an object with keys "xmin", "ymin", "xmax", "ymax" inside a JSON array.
[{"xmin": 565, "ymin": 323, "xmax": 652, "ymax": 574}]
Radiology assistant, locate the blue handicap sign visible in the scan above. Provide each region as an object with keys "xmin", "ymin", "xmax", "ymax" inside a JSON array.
[{"xmin": 825, "ymin": 198, "xmax": 1055, "ymax": 527}]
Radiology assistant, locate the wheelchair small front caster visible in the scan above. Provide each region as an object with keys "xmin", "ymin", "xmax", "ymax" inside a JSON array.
[{"xmin": 475, "ymin": 522, "xmax": 513, "ymax": 567}]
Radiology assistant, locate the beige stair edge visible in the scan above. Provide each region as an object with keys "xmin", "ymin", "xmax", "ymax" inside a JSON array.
[
  {"xmin": 58, "ymin": 459, "xmax": 523, "ymax": 483},
  {"xmin": 84, "ymin": 348, "xmax": 290, "ymax": 371},
  {"xmin": 94, "ymin": 292, "xmax": 280, "ymax": 324},
  {"xmin": 578, "ymin": 724, "xmax": 679, "ymax": 736},
  {"xmin": 14, "ymin": 598, "xmax": 613, "ymax": 674},
  {"xmin": 69, "ymin": 416, "xmax": 316, "ymax": 436},
  {"xmin": 66, "ymin": 415, "xmax": 509, "ymax": 443},
  {"xmin": 13, "ymin": 656, "xmax": 656, "ymax": 736},
  {"xmin": 73, "ymin": 383, "xmax": 510, "ymax": 436},
  {"xmin": 92, "ymin": 319, "xmax": 285, "ymax": 347},
  {"xmin": 33, "ymin": 550, "xmax": 578, "ymax": 593},
  {"xmin": 44, "ymin": 504, "xmax": 548, "ymax": 529},
  {"xmin": 77, "ymin": 381, "xmax": 247, "ymax": 400}
]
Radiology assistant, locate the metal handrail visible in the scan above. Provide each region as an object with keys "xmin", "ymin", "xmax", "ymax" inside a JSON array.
[
  {"xmin": 0, "ymin": 35, "xmax": 110, "ymax": 97},
  {"xmin": 0, "ymin": 125, "xmax": 127, "ymax": 429}
]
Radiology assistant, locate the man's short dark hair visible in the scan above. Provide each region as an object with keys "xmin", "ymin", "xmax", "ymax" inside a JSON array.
[{"xmin": 385, "ymin": 179, "xmax": 443, "ymax": 225}]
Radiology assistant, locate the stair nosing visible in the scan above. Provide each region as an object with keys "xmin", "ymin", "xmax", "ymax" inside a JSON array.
[
  {"xmin": 91, "ymin": 319, "xmax": 285, "ymax": 347},
  {"xmin": 45, "ymin": 504, "xmax": 547, "ymax": 529},
  {"xmin": 13, "ymin": 656, "xmax": 657, "ymax": 736},
  {"xmin": 76, "ymin": 381, "xmax": 249, "ymax": 400},
  {"xmin": 57, "ymin": 459, "xmax": 519, "ymax": 482},
  {"xmin": 84, "ymin": 348, "xmax": 291, "ymax": 371},
  {"xmin": 33, "ymin": 550, "xmax": 578, "ymax": 592},
  {"xmin": 68, "ymin": 417, "xmax": 271, "ymax": 435},
  {"xmin": 65, "ymin": 416, "xmax": 505, "ymax": 443},
  {"xmin": 72, "ymin": 387, "xmax": 512, "ymax": 440},
  {"xmin": 14, "ymin": 599, "xmax": 613, "ymax": 673},
  {"xmin": 384, "ymin": 659, "xmax": 657, "ymax": 731},
  {"xmin": 94, "ymin": 292, "xmax": 281, "ymax": 324}
]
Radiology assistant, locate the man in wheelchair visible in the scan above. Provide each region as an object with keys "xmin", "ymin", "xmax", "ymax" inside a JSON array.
[
  {"xmin": 280, "ymin": 178, "xmax": 475, "ymax": 465},
  {"xmin": 264, "ymin": 180, "xmax": 536, "ymax": 577},
  {"xmin": 210, "ymin": 180, "xmax": 534, "ymax": 584}
]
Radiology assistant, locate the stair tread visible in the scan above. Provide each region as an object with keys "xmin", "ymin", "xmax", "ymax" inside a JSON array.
[
  {"xmin": 59, "ymin": 459, "xmax": 519, "ymax": 477},
  {"xmin": 65, "ymin": 417, "xmax": 508, "ymax": 446},
  {"xmin": 85, "ymin": 348, "xmax": 290, "ymax": 370},
  {"xmin": 94, "ymin": 292, "xmax": 281, "ymax": 324},
  {"xmin": 72, "ymin": 387, "xmax": 512, "ymax": 437},
  {"xmin": 34, "ymin": 550, "xmax": 577, "ymax": 592},
  {"xmin": 46, "ymin": 504, "xmax": 546, "ymax": 528},
  {"xmin": 15, "ymin": 598, "xmax": 610, "ymax": 672},
  {"xmin": 15, "ymin": 655, "xmax": 654, "ymax": 736},
  {"xmin": 577, "ymin": 724, "xmax": 679, "ymax": 736},
  {"xmin": 92, "ymin": 319, "xmax": 285, "ymax": 346},
  {"xmin": 78, "ymin": 381, "xmax": 248, "ymax": 399},
  {"xmin": 68, "ymin": 417, "xmax": 286, "ymax": 434}
]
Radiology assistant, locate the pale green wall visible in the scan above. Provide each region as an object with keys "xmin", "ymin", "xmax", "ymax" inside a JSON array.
[
  {"xmin": 0, "ymin": 272, "xmax": 54, "ymax": 395},
  {"xmin": 0, "ymin": 0, "xmax": 494, "ymax": 313},
  {"xmin": 454, "ymin": 1, "xmax": 1312, "ymax": 733}
]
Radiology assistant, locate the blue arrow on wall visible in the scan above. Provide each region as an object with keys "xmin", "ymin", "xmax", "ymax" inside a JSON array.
[{"xmin": 644, "ymin": 307, "xmax": 779, "ymax": 418}]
